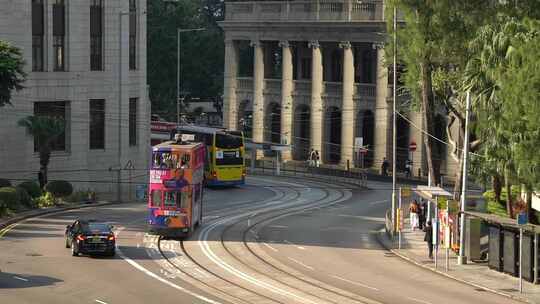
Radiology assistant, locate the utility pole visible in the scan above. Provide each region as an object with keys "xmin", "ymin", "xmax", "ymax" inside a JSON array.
[
  {"xmin": 458, "ymin": 91, "xmax": 471, "ymax": 265},
  {"xmin": 391, "ymin": 5, "xmax": 398, "ymax": 233},
  {"xmin": 177, "ymin": 28, "xmax": 205, "ymax": 125},
  {"xmin": 117, "ymin": 10, "xmax": 128, "ymax": 203}
]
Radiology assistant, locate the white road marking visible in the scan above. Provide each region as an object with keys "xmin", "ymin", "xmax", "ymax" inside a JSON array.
[
  {"xmin": 287, "ymin": 257, "xmax": 314, "ymax": 270},
  {"xmin": 297, "ymin": 246, "xmax": 306, "ymax": 250},
  {"xmin": 95, "ymin": 299, "xmax": 108, "ymax": 304},
  {"xmin": 267, "ymin": 225, "xmax": 288, "ymax": 229},
  {"xmin": 369, "ymin": 200, "xmax": 389, "ymax": 205},
  {"xmin": 115, "ymin": 229, "xmax": 223, "ymax": 304},
  {"xmin": 407, "ymin": 297, "xmax": 433, "ymax": 304},
  {"xmin": 337, "ymin": 214, "xmax": 385, "ymax": 222},
  {"xmin": 13, "ymin": 276, "xmax": 29, "ymax": 282},
  {"xmin": 263, "ymin": 243, "xmax": 278, "ymax": 252},
  {"xmin": 331, "ymin": 275, "xmax": 379, "ymax": 291}
]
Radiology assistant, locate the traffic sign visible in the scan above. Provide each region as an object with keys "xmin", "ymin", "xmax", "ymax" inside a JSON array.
[
  {"xmin": 359, "ymin": 148, "xmax": 368, "ymax": 154},
  {"xmin": 517, "ymin": 212, "xmax": 528, "ymax": 225},
  {"xmin": 409, "ymin": 141, "xmax": 417, "ymax": 151},
  {"xmin": 355, "ymin": 137, "xmax": 363, "ymax": 149}
]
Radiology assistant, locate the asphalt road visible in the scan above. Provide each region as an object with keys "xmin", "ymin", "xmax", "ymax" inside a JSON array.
[{"xmin": 0, "ymin": 175, "xmax": 519, "ymax": 304}]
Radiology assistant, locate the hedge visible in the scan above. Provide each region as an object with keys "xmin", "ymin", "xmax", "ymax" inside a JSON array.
[
  {"xmin": 15, "ymin": 187, "xmax": 33, "ymax": 208},
  {"xmin": 45, "ymin": 180, "xmax": 73, "ymax": 198},
  {"xmin": 0, "ymin": 178, "xmax": 11, "ymax": 188},
  {"xmin": 0, "ymin": 187, "xmax": 19, "ymax": 210},
  {"xmin": 18, "ymin": 181, "xmax": 41, "ymax": 198}
]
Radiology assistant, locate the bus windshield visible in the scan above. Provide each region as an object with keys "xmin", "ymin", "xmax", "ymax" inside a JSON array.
[{"xmin": 215, "ymin": 132, "xmax": 242, "ymax": 149}]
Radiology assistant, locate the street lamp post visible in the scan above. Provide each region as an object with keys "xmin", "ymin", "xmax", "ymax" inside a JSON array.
[
  {"xmin": 392, "ymin": 6, "xmax": 398, "ymax": 234},
  {"xmin": 177, "ymin": 28, "xmax": 205, "ymax": 125}
]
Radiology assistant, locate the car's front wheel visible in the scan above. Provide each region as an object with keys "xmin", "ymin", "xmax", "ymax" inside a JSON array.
[{"xmin": 71, "ymin": 241, "xmax": 79, "ymax": 256}]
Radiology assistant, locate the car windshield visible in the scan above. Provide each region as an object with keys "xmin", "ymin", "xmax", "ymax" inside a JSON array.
[{"xmin": 81, "ymin": 223, "xmax": 110, "ymax": 233}]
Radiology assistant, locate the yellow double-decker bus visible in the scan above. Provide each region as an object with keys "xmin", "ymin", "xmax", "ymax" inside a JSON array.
[{"xmin": 175, "ymin": 126, "xmax": 245, "ymax": 186}]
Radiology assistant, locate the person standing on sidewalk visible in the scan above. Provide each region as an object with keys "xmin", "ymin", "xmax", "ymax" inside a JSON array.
[
  {"xmin": 418, "ymin": 199, "xmax": 426, "ymax": 230},
  {"xmin": 409, "ymin": 200, "xmax": 419, "ymax": 231},
  {"xmin": 424, "ymin": 221, "xmax": 433, "ymax": 259}
]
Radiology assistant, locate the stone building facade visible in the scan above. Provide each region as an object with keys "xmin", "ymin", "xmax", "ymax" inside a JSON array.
[
  {"xmin": 0, "ymin": 0, "xmax": 149, "ymax": 199},
  {"xmin": 220, "ymin": 0, "xmax": 457, "ymax": 179}
]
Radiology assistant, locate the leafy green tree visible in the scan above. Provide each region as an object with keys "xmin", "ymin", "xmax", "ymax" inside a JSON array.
[
  {"xmin": 147, "ymin": 0, "xmax": 224, "ymax": 121},
  {"xmin": 388, "ymin": 0, "xmax": 493, "ymax": 191},
  {"xmin": 18, "ymin": 116, "xmax": 65, "ymax": 188},
  {"xmin": 464, "ymin": 17, "xmax": 536, "ymax": 217},
  {"xmin": 0, "ymin": 40, "xmax": 26, "ymax": 107}
]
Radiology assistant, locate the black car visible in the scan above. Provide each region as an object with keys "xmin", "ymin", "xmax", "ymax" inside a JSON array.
[{"xmin": 65, "ymin": 220, "xmax": 116, "ymax": 257}]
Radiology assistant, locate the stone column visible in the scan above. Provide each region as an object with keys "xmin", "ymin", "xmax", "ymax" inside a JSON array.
[
  {"xmin": 251, "ymin": 40, "xmax": 265, "ymax": 158},
  {"xmin": 280, "ymin": 40, "xmax": 293, "ymax": 161},
  {"xmin": 309, "ymin": 40, "xmax": 323, "ymax": 158},
  {"xmin": 223, "ymin": 39, "xmax": 238, "ymax": 130},
  {"xmin": 340, "ymin": 41, "xmax": 354, "ymax": 168},
  {"xmin": 374, "ymin": 46, "xmax": 391, "ymax": 169}
]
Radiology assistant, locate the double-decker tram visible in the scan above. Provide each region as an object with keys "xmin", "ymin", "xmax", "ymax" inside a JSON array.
[
  {"xmin": 175, "ymin": 125, "xmax": 245, "ymax": 186},
  {"xmin": 147, "ymin": 134, "xmax": 205, "ymax": 238}
]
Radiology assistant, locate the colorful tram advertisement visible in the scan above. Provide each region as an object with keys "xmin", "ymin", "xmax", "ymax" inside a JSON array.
[
  {"xmin": 175, "ymin": 125, "xmax": 245, "ymax": 186},
  {"xmin": 147, "ymin": 135, "xmax": 205, "ymax": 238}
]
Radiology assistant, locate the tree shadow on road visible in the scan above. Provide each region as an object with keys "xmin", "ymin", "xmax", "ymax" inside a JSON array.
[{"xmin": 0, "ymin": 271, "xmax": 62, "ymax": 289}]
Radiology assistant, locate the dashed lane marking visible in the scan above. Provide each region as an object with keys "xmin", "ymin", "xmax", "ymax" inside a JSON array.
[
  {"xmin": 266, "ymin": 225, "xmax": 289, "ymax": 229},
  {"xmin": 13, "ymin": 276, "xmax": 29, "ymax": 282},
  {"xmin": 287, "ymin": 257, "xmax": 314, "ymax": 271},
  {"xmin": 407, "ymin": 297, "xmax": 433, "ymax": 304},
  {"xmin": 336, "ymin": 214, "xmax": 385, "ymax": 222},
  {"xmin": 369, "ymin": 200, "xmax": 389, "ymax": 205},
  {"xmin": 262, "ymin": 243, "xmax": 278, "ymax": 252},
  {"xmin": 331, "ymin": 275, "xmax": 379, "ymax": 291},
  {"xmin": 115, "ymin": 229, "xmax": 223, "ymax": 304},
  {"xmin": 95, "ymin": 300, "xmax": 108, "ymax": 304}
]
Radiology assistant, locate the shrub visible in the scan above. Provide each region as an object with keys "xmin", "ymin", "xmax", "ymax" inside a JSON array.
[
  {"xmin": 18, "ymin": 181, "xmax": 41, "ymax": 198},
  {"xmin": 35, "ymin": 192, "xmax": 55, "ymax": 208},
  {"xmin": 15, "ymin": 187, "xmax": 34, "ymax": 209},
  {"xmin": 65, "ymin": 190, "xmax": 97, "ymax": 203},
  {"xmin": 0, "ymin": 178, "xmax": 11, "ymax": 188},
  {"xmin": 0, "ymin": 187, "xmax": 19, "ymax": 210},
  {"xmin": 45, "ymin": 180, "xmax": 73, "ymax": 198}
]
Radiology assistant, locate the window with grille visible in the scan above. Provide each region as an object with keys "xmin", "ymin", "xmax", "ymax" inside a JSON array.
[
  {"xmin": 33, "ymin": 101, "xmax": 68, "ymax": 152},
  {"xmin": 89, "ymin": 99, "xmax": 105, "ymax": 149},
  {"xmin": 129, "ymin": 98, "xmax": 138, "ymax": 146},
  {"xmin": 90, "ymin": 0, "xmax": 103, "ymax": 71},
  {"xmin": 53, "ymin": 0, "xmax": 66, "ymax": 71},
  {"xmin": 32, "ymin": 0, "xmax": 44, "ymax": 71},
  {"xmin": 129, "ymin": 0, "xmax": 137, "ymax": 70}
]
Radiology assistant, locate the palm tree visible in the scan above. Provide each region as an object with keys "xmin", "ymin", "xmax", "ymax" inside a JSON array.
[{"xmin": 18, "ymin": 115, "xmax": 65, "ymax": 188}]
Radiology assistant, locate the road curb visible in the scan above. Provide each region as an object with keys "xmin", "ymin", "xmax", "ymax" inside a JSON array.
[
  {"xmin": 375, "ymin": 229, "xmax": 532, "ymax": 304},
  {"xmin": 0, "ymin": 201, "xmax": 117, "ymax": 232}
]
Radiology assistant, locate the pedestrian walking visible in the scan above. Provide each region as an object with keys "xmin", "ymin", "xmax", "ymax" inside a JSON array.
[
  {"xmin": 38, "ymin": 169, "xmax": 45, "ymax": 189},
  {"xmin": 409, "ymin": 200, "xmax": 419, "ymax": 231},
  {"xmin": 381, "ymin": 157, "xmax": 389, "ymax": 176},
  {"xmin": 405, "ymin": 159, "xmax": 412, "ymax": 178},
  {"xmin": 424, "ymin": 221, "xmax": 433, "ymax": 259},
  {"xmin": 308, "ymin": 149, "xmax": 315, "ymax": 167},
  {"xmin": 419, "ymin": 199, "xmax": 427, "ymax": 229}
]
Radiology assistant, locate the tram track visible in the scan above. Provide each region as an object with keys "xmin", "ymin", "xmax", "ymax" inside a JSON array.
[
  {"xmin": 152, "ymin": 176, "xmax": 381, "ymax": 304},
  {"xmin": 155, "ymin": 179, "xmax": 303, "ymax": 304}
]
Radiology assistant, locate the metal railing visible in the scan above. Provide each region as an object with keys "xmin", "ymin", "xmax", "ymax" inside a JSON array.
[{"xmin": 225, "ymin": 1, "xmax": 384, "ymax": 22}]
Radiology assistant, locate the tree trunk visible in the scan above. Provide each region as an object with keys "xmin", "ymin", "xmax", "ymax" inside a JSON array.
[
  {"xmin": 504, "ymin": 167, "xmax": 514, "ymax": 218},
  {"xmin": 419, "ymin": 62, "xmax": 438, "ymax": 186},
  {"xmin": 493, "ymin": 174, "xmax": 502, "ymax": 203},
  {"xmin": 39, "ymin": 144, "xmax": 51, "ymax": 187}
]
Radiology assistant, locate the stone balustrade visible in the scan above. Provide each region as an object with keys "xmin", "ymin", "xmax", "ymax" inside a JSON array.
[{"xmin": 225, "ymin": 0, "xmax": 384, "ymax": 22}]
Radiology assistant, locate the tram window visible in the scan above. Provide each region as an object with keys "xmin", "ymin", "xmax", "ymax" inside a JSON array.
[
  {"xmin": 194, "ymin": 184, "xmax": 201, "ymax": 202},
  {"xmin": 164, "ymin": 192, "xmax": 177, "ymax": 207},
  {"xmin": 150, "ymin": 190, "xmax": 162, "ymax": 207},
  {"xmin": 180, "ymin": 153, "xmax": 191, "ymax": 169},
  {"xmin": 181, "ymin": 191, "xmax": 190, "ymax": 209}
]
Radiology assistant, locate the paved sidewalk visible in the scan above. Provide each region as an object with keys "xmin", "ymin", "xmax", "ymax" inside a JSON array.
[
  {"xmin": 378, "ymin": 222, "xmax": 540, "ymax": 304},
  {"xmin": 0, "ymin": 201, "xmax": 115, "ymax": 231}
]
